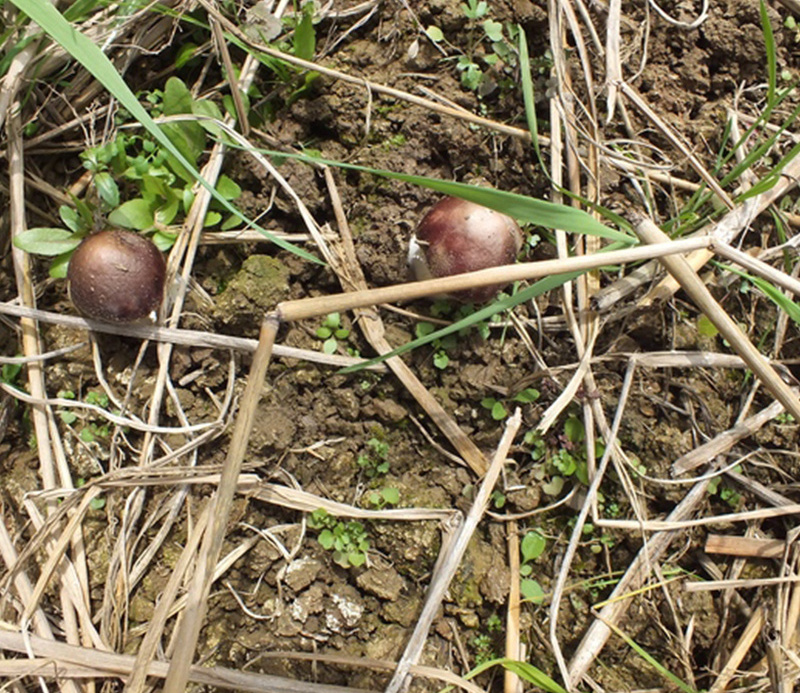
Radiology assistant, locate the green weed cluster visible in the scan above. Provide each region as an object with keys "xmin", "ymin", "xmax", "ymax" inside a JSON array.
[{"xmin": 308, "ymin": 509, "xmax": 369, "ymax": 569}]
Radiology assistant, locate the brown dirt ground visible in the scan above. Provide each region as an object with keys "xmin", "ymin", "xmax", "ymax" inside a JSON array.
[{"xmin": 1, "ymin": 0, "xmax": 800, "ymax": 691}]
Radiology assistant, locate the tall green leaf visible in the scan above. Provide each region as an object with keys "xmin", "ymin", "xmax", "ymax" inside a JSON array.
[
  {"xmin": 467, "ymin": 658, "xmax": 568, "ymax": 693},
  {"xmin": 293, "ymin": 2, "xmax": 316, "ymax": 62},
  {"xmin": 231, "ymin": 145, "xmax": 635, "ymax": 244},
  {"xmin": 605, "ymin": 621, "xmax": 699, "ymax": 693},
  {"xmin": 760, "ymin": 0, "xmax": 777, "ymax": 106},
  {"xmin": 717, "ymin": 262, "xmax": 800, "ymax": 325},
  {"xmin": 339, "ymin": 269, "xmax": 585, "ymax": 373},
  {"xmin": 518, "ymin": 28, "xmax": 549, "ymax": 178}
]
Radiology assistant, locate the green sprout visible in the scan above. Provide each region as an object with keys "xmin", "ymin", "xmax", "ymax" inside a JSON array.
[
  {"xmin": 527, "ymin": 414, "xmax": 604, "ymax": 496},
  {"xmin": 365, "ymin": 486, "xmax": 400, "ymax": 510},
  {"xmin": 309, "ymin": 509, "xmax": 370, "ymax": 568},
  {"xmin": 519, "ymin": 529, "xmax": 546, "ymax": 603},
  {"xmin": 481, "ymin": 388, "xmax": 540, "ymax": 421},
  {"xmin": 315, "ymin": 312, "xmax": 351, "ymax": 355},
  {"xmin": 357, "ymin": 437, "xmax": 390, "ymax": 478}
]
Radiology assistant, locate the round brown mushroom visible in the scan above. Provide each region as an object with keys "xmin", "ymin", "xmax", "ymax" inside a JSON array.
[
  {"xmin": 408, "ymin": 196, "xmax": 523, "ymax": 302},
  {"xmin": 67, "ymin": 230, "xmax": 166, "ymax": 322}
]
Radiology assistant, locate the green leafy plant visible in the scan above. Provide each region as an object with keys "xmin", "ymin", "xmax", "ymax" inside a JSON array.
[
  {"xmin": 480, "ymin": 397, "xmax": 508, "ymax": 420},
  {"xmin": 707, "ymin": 475, "xmax": 743, "ymax": 509},
  {"xmin": 486, "ymin": 613, "xmax": 502, "ymax": 631},
  {"xmin": 481, "ymin": 388, "xmax": 540, "ymax": 421},
  {"xmin": 427, "ymin": 0, "xmax": 521, "ymax": 95},
  {"xmin": 469, "ymin": 612, "xmax": 504, "ymax": 666},
  {"xmin": 250, "ymin": 0, "xmax": 320, "ymax": 112},
  {"xmin": 308, "ymin": 508, "xmax": 369, "ymax": 568},
  {"xmin": 413, "ymin": 321, "xmax": 455, "ymax": 369},
  {"xmin": 8, "ymin": 0, "xmax": 318, "ymax": 264},
  {"xmin": 57, "ymin": 389, "xmax": 113, "ymax": 443},
  {"xmin": 365, "ymin": 486, "xmax": 400, "ymax": 510},
  {"xmin": 527, "ymin": 414, "xmax": 604, "ymax": 496},
  {"xmin": 471, "ymin": 633, "xmax": 497, "ymax": 667},
  {"xmin": 578, "ymin": 522, "xmax": 616, "ymax": 555},
  {"xmin": 357, "ymin": 437, "xmax": 390, "ymax": 478},
  {"xmin": 519, "ymin": 529, "xmax": 546, "ymax": 603},
  {"xmin": 14, "ymin": 77, "xmax": 243, "ymax": 276},
  {"xmin": 491, "ymin": 489, "xmax": 506, "ymax": 509},
  {"xmin": 315, "ymin": 312, "xmax": 351, "ymax": 355}
]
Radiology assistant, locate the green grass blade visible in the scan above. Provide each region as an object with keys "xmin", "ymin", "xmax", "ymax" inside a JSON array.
[
  {"xmin": 0, "ymin": 34, "xmax": 37, "ymax": 78},
  {"xmin": 465, "ymin": 657, "xmax": 567, "ymax": 693},
  {"xmin": 372, "ymin": 176, "xmax": 631, "ymax": 243},
  {"xmin": 760, "ymin": 0, "xmax": 777, "ymax": 106},
  {"xmin": 338, "ymin": 270, "xmax": 584, "ymax": 373},
  {"xmin": 338, "ymin": 236, "xmax": 630, "ymax": 373},
  {"xmin": 717, "ymin": 262, "xmax": 800, "ymax": 324},
  {"xmin": 518, "ymin": 28, "xmax": 549, "ymax": 178},
  {"xmin": 606, "ymin": 621, "xmax": 699, "ymax": 693},
  {"xmin": 228, "ymin": 145, "xmax": 634, "ymax": 244},
  {"xmin": 8, "ymin": 0, "xmax": 321, "ymax": 264},
  {"xmin": 724, "ymin": 99, "xmax": 800, "ymax": 192}
]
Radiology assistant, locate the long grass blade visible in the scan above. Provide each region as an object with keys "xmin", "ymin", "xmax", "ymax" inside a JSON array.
[
  {"xmin": 339, "ymin": 270, "xmax": 584, "ymax": 373},
  {"xmin": 236, "ymin": 145, "xmax": 634, "ymax": 244},
  {"xmin": 466, "ymin": 657, "xmax": 568, "ymax": 693},
  {"xmin": 718, "ymin": 262, "xmax": 800, "ymax": 324},
  {"xmin": 518, "ymin": 28, "xmax": 549, "ymax": 178},
  {"xmin": 603, "ymin": 619, "xmax": 699, "ymax": 693},
  {"xmin": 760, "ymin": 0, "xmax": 777, "ymax": 106}
]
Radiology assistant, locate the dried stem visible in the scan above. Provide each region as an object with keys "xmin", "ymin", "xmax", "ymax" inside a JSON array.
[
  {"xmin": 276, "ymin": 237, "xmax": 712, "ymax": 322},
  {"xmin": 162, "ymin": 315, "xmax": 279, "ymax": 693},
  {"xmin": 384, "ymin": 410, "xmax": 522, "ymax": 693},
  {"xmin": 633, "ymin": 215, "xmax": 800, "ymax": 420}
]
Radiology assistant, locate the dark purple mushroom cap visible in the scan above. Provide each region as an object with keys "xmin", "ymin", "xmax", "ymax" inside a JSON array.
[
  {"xmin": 409, "ymin": 197, "xmax": 523, "ymax": 302},
  {"xmin": 67, "ymin": 230, "xmax": 166, "ymax": 322}
]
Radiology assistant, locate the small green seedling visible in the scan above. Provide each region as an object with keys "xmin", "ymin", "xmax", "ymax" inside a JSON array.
[
  {"xmin": 315, "ymin": 312, "xmax": 351, "ymax": 354},
  {"xmin": 470, "ymin": 612, "xmax": 504, "ymax": 666},
  {"xmin": 481, "ymin": 388, "xmax": 540, "ymax": 421},
  {"xmin": 707, "ymin": 473, "xmax": 743, "ymax": 509},
  {"xmin": 481, "ymin": 397, "xmax": 507, "ymax": 420},
  {"xmin": 527, "ymin": 414, "xmax": 604, "ymax": 496},
  {"xmin": 577, "ymin": 522, "xmax": 616, "ymax": 555},
  {"xmin": 472, "ymin": 633, "xmax": 497, "ymax": 667},
  {"xmin": 415, "ymin": 321, "xmax": 456, "ymax": 370},
  {"xmin": 426, "ymin": 0, "xmax": 522, "ymax": 94},
  {"xmin": 76, "ymin": 477, "xmax": 106, "ymax": 510},
  {"xmin": 415, "ymin": 296, "xmax": 499, "ymax": 371},
  {"xmin": 309, "ymin": 508, "xmax": 369, "ymax": 568},
  {"xmin": 491, "ymin": 489, "xmax": 506, "ymax": 509},
  {"xmin": 357, "ymin": 437, "xmax": 390, "ymax": 478},
  {"xmin": 365, "ymin": 486, "xmax": 400, "ymax": 509},
  {"xmin": 57, "ymin": 389, "xmax": 116, "ymax": 444},
  {"xmin": 519, "ymin": 529, "xmax": 546, "ymax": 603}
]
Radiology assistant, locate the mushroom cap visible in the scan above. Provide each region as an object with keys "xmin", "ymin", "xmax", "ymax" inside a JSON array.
[
  {"xmin": 67, "ymin": 230, "xmax": 166, "ymax": 322},
  {"xmin": 410, "ymin": 197, "xmax": 523, "ymax": 302}
]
